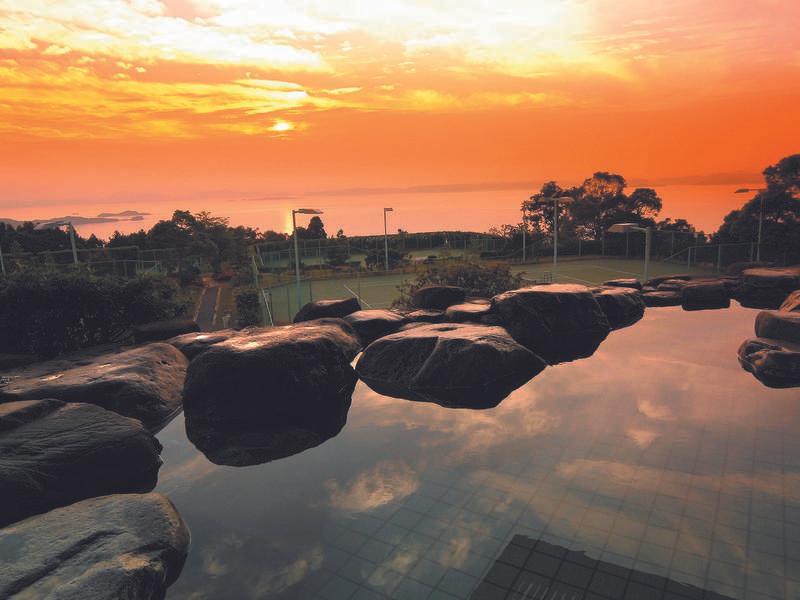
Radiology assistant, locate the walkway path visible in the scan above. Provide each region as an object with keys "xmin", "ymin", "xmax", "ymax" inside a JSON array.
[{"xmin": 195, "ymin": 286, "xmax": 220, "ymax": 331}]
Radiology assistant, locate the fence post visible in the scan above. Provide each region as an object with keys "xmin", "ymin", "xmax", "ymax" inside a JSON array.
[
  {"xmin": 717, "ymin": 245, "xmax": 722, "ymax": 273},
  {"xmin": 578, "ymin": 238, "xmax": 582, "ymax": 257},
  {"xmin": 749, "ymin": 242, "xmax": 754, "ymax": 262},
  {"xmin": 687, "ymin": 246, "xmax": 691, "ymax": 269},
  {"xmin": 601, "ymin": 232, "xmax": 605, "ymax": 256}
]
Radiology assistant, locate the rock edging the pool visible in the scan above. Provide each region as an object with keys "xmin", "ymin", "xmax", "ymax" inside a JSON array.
[{"xmin": 738, "ymin": 293, "xmax": 800, "ymax": 388}]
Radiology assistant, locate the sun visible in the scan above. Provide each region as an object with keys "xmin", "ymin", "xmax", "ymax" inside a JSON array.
[{"xmin": 269, "ymin": 120, "xmax": 294, "ymax": 133}]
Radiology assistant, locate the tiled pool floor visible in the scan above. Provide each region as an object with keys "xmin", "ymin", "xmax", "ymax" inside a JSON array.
[{"xmin": 157, "ymin": 305, "xmax": 800, "ymax": 600}]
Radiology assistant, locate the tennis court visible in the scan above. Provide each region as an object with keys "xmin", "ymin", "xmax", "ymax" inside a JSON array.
[{"xmin": 264, "ymin": 256, "xmax": 716, "ymax": 323}]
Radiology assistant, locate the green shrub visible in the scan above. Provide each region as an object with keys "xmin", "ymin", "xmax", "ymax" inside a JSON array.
[
  {"xmin": 324, "ymin": 244, "xmax": 351, "ymax": 267},
  {"xmin": 394, "ymin": 263, "xmax": 523, "ymax": 308},
  {"xmin": 0, "ymin": 269, "xmax": 187, "ymax": 357},
  {"xmin": 235, "ymin": 289, "xmax": 261, "ymax": 327},
  {"xmin": 365, "ymin": 247, "xmax": 408, "ymax": 270}
]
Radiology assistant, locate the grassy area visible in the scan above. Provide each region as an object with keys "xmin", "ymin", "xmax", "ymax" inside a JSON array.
[
  {"xmin": 265, "ymin": 272, "xmax": 414, "ymax": 323},
  {"xmin": 262, "ymin": 256, "xmax": 716, "ymax": 324},
  {"xmin": 215, "ymin": 283, "xmax": 235, "ymax": 328},
  {"xmin": 258, "ymin": 246, "xmax": 470, "ymax": 269},
  {"xmin": 511, "ymin": 256, "xmax": 716, "ymax": 285}
]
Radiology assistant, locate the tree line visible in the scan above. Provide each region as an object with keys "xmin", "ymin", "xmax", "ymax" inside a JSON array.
[
  {"xmin": 3, "ymin": 154, "xmax": 797, "ymax": 269},
  {"xmin": 491, "ymin": 172, "xmax": 702, "ymax": 244}
]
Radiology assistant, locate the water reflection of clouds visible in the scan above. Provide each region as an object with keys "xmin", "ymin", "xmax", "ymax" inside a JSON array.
[
  {"xmin": 326, "ymin": 460, "xmax": 419, "ymax": 513},
  {"xmin": 157, "ymin": 304, "xmax": 800, "ymax": 599}
]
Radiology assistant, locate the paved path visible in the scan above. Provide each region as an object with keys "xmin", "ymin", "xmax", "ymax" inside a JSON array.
[{"xmin": 195, "ymin": 286, "xmax": 220, "ymax": 331}]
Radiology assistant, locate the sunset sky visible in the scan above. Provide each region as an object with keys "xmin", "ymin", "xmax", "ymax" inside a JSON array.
[{"xmin": 1, "ymin": 0, "xmax": 799, "ymax": 236}]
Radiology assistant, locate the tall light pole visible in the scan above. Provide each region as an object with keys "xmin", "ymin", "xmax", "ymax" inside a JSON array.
[
  {"xmin": 291, "ymin": 208, "xmax": 323, "ymax": 313},
  {"xmin": 383, "ymin": 207, "xmax": 393, "ymax": 271},
  {"xmin": 36, "ymin": 220, "xmax": 78, "ymax": 264},
  {"xmin": 530, "ymin": 195, "xmax": 573, "ymax": 280},
  {"xmin": 608, "ymin": 223, "xmax": 652, "ymax": 282},
  {"xmin": 735, "ymin": 188, "xmax": 767, "ymax": 262}
]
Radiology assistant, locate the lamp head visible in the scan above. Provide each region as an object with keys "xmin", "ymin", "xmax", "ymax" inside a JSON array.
[
  {"xmin": 607, "ymin": 222, "xmax": 639, "ymax": 233},
  {"xmin": 530, "ymin": 195, "xmax": 574, "ymax": 206},
  {"xmin": 294, "ymin": 208, "xmax": 323, "ymax": 215},
  {"xmin": 384, "ymin": 207, "xmax": 393, "ymax": 212},
  {"xmin": 35, "ymin": 220, "xmax": 70, "ymax": 230}
]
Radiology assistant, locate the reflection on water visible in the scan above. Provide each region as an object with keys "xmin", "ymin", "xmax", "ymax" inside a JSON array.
[
  {"xmin": 184, "ymin": 400, "xmax": 350, "ymax": 467},
  {"xmin": 476, "ymin": 535, "xmax": 737, "ymax": 599},
  {"xmin": 157, "ymin": 304, "xmax": 800, "ymax": 600}
]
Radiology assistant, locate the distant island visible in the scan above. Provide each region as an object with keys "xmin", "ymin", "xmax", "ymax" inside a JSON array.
[
  {"xmin": 0, "ymin": 211, "xmax": 150, "ymax": 228},
  {"xmin": 96, "ymin": 210, "xmax": 150, "ymax": 218}
]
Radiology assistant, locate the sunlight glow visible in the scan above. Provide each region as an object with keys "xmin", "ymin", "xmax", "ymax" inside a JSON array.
[
  {"xmin": 269, "ymin": 120, "xmax": 294, "ymax": 133},
  {"xmin": 0, "ymin": 0, "xmax": 797, "ymax": 142}
]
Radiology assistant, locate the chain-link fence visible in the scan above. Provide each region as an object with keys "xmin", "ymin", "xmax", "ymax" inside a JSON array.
[
  {"xmin": 254, "ymin": 233, "xmax": 506, "ymax": 269},
  {"xmin": 0, "ymin": 245, "xmax": 209, "ymax": 278}
]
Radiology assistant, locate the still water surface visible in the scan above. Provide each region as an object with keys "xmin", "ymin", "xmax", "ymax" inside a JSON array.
[{"xmin": 157, "ymin": 305, "xmax": 800, "ymax": 600}]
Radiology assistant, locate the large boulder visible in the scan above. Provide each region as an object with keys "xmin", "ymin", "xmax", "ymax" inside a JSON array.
[
  {"xmin": 755, "ymin": 311, "xmax": 800, "ymax": 344},
  {"xmin": 0, "ymin": 399, "xmax": 161, "ymax": 527},
  {"xmin": 356, "ymin": 323, "xmax": 546, "ymax": 408},
  {"xmin": 602, "ymin": 278, "xmax": 642, "ymax": 290},
  {"xmin": 132, "ymin": 319, "xmax": 200, "ymax": 344},
  {"xmin": 406, "ymin": 309, "xmax": 446, "ymax": 324},
  {"xmin": 168, "ymin": 329, "xmax": 242, "ymax": 359},
  {"xmin": 645, "ymin": 274, "xmax": 692, "ymax": 287},
  {"xmin": 445, "ymin": 300, "xmax": 493, "ymax": 323},
  {"xmin": 681, "ymin": 281, "xmax": 731, "ymax": 311},
  {"xmin": 726, "ymin": 261, "xmax": 773, "ymax": 276},
  {"xmin": 293, "ymin": 297, "xmax": 361, "ymax": 323},
  {"xmin": 183, "ymin": 319, "xmax": 359, "ymax": 427},
  {"xmin": 657, "ymin": 279, "xmax": 691, "ymax": 292},
  {"xmin": 0, "ymin": 343, "xmax": 188, "ymax": 431},
  {"xmin": 643, "ymin": 291, "xmax": 682, "ymax": 307},
  {"xmin": 411, "ymin": 285, "xmax": 467, "ymax": 310},
  {"xmin": 734, "ymin": 268, "xmax": 800, "ymax": 309},
  {"xmin": 0, "ymin": 493, "xmax": 189, "ymax": 599},
  {"xmin": 491, "ymin": 284, "xmax": 610, "ymax": 364},
  {"xmin": 343, "ymin": 309, "xmax": 408, "ymax": 345},
  {"xmin": 592, "ymin": 287, "xmax": 646, "ymax": 329},
  {"xmin": 738, "ymin": 337, "xmax": 800, "ymax": 388},
  {"xmin": 780, "ymin": 290, "xmax": 800, "ymax": 312}
]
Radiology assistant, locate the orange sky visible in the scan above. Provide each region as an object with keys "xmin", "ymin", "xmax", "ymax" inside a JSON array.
[{"xmin": 1, "ymin": 0, "xmax": 799, "ymax": 236}]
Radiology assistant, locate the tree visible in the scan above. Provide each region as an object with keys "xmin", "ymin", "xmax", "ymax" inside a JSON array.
[
  {"xmin": 625, "ymin": 188, "xmax": 662, "ymax": 220},
  {"xmin": 297, "ymin": 216, "xmax": 327, "ymax": 240},
  {"xmin": 522, "ymin": 181, "xmax": 573, "ymax": 236},
  {"xmin": 261, "ymin": 230, "xmax": 288, "ymax": 242},
  {"xmin": 714, "ymin": 154, "xmax": 800, "ymax": 261},
  {"xmin": 365, "ymin": 247, "xmax": 407, "ymax": 270},
  {"xmin": 763, "ymin": 153, "xmax": 800, "ymax": 196},
  {"xmin": 325, "ymin": 243, "xmax": 350, "ymax": 267},
  {"xmin": 657, "ymin": 218, "xmax": 697, "ymax": 233},
  {"xmin": 517, "ymin": 173, "xmax": 664, "ymax": 242},
  {"xmin": 395, "ymin": 263, "xmax": 522, "ymax": 308},
  {"xmin": 84, "ymin": 234, "xmax": 104, "ymax": 248},
  {"xmin": 108, "ymin": 229, "xmax": 148, "ymax": 248}
]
